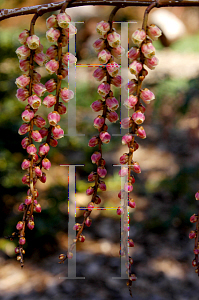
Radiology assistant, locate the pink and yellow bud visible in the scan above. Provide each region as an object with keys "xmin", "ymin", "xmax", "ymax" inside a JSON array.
[
  {"xmin": 35, "ymin": 204, "xmax": 42, "ymax": 213},
  {"xmin": 124, "ymin": 183, "xmax": 133, "ymax": 192},
  {"xmin": 190, "ymin": 214, "xmax": 198, "ymax": 223},
  {"xmin": 121, "ymin": 117, "xmax": 133, "ymax": 129},
  {"xmin": 107, "ymin": 31, "xmax": 121, "ymax": 48},
  {"xmin": 46, "ymin": 28, "xmax": 60, "ymax": 43},
  {"xmin": 96, "ymin": 21, "xmax": 110, "ymax": 36},
  {"xmin": 52, "ymin": 125, "xmax": 64, "ymax": 139},
  {"xmin": 43, "ymin": 94, "xmax": 56, "ymax": 108},
  {"xmin": 120, "ymin": 153, "xmax": 129, "ymax": 164},
  {"xmin": 141, "ymin": 42, "xmax": 155, "ymax": 59},
  {"xmin": 88, "ymin": 202, "xmax": 95, "ymax": 211},
  {"xmin": 45, "ymin": 78, "xmax": 57, "ymax": 93},
  {"xmin": 27, "ymin": 144, "xmax": 37, "ymax": 155},
  {"xmin": 93, "ymin": 67, "xmax": 106, "ymax": 81},
  {"xmin": 57, "ymin": 12, "xmax": 71, "ymax": 28},
  {"xmin": 93, "ymin": 38, "xmax": 105, "ymax": 52},
  {"xmin": 19, "ymin": 59, "xmax": 30, "ymax": 72},
  {"xmin": 93, "ymin": 115, "xmax": 105, "ymax": 129},
  {"xmin": 21, "ymin": 159, "xmax": 31, "ymax": 170},
  {"xmin": 128, "ymin": 47, "xmax": 140, "ymax": 61},
  {"xmin": 136, "ymin": 126, "xmax": 146, "ymax": 139},
  {"xmin": 91, "ymin": 151, "xmax": 101, "ymax": 164},
  {"xmin": 62, "ymin": 52, "xmax": 77, "ymax": 65},
  {"xmin": 97, "ymin": 82, "xmax": 110, "ymax": 97},
  {"xmin": 25, "ymin": 196, "xmax": 32, "ymax": 205},
  {"xmin": 33, "ymin": 115, "xmax": 46, "ymax": 128},
  {"xmin": 189, "ymin": 231, "xmax": 197, "ymax": 239},
  {"xmin": 129, "ymin": 60, "xmax": 143, "ymax": 76},
  {"xmin": 18, "ymin": 123, "xmax": 30, "ymax": 135},
  {"xmin": 33, "ymin": 52, "xmax": 47, "ymax": 66},
  {"xmin": 147, "ymin": 24, "xmax": 162, "ymax": 41},
  {"xmin": 88, "ymin": 171, "xmax": 96, "ymax": 182},
  {"xmin": 18, "ymin": 29, "xmax": 29, "ymax": 44},
  {"xmin": 60, "ymin": 67, "xmax": 68, "ymax": 79},
  {"xmin": 125, "ymin": 79, "xmax": 137, "ymax": 94},
  {"xmin": 117, "ymin": 207, "xmax": 123, "ymax": 215},
  {"xmin": 33, "ymin": 83, "xmax": 46, "ymax": 97},
  {"xmin": 34, "ymin": 166, "xmax": 42, "ymax": 177},
  {"xmin": 122, "ymin": 134, "xmax": 133, "ymax": 145},
  {"xmin": 60, "ymin": 88, "xmax": 74, "ymax": 103},
  {"xmin": 195, "ymin": 191, "xmax": 199, "ymax": 200},
  {"xmin": 144, "ymin": 56, "xmax": 159, "ymax": 70},
  {"xmin": 132, "ymin": 162, "xmax": 141, "ymax": 173},
  {"xmin": 39, "ymin": 127, "xmax": 48, "ymax": 138},
  {"xmin": 106, "ymin": 61, "xmax": 119, "ymax": 77},
  {"xmin": 140, "ymin": 88, "xmax": 155, "ymax": 104},
  {"xmin": 42, "ymin": 158, "xmax": 51, "ymax": 170},
  {"xmin": 15, "ymin": 74, "xmax": 30, "ymax": 89},
  {"xmin": 111, "ymin": 75, "xmax": 123, "ymax": 87},
  {"xmin": 106, "ymin": 96, "xmax": 119, "ymax": 111},
  {"xmin": 46, "ymin": 45, "xmax": 58, "ymax": 59},
  {"xmin": 97, "ymin": 166, "xmax": 107, "ymax": 178},
  {"xmin": 48, "ymin": 111, "xmax": 60, "ymax": 126},
  {"xmin": 107, "ymin": 111, "xmax": 118, "ymax": 123},
  {"xmin": 16, "ymin": 221, "xmax": 24, "ymax": 231},
  {"xmin": 18, "ymin": 203, "xmax": 25, "ymax": 211},
  {"xmin": 132, "ymin": 111, "xmax": 145, "ymax": 125},
  {"xmin": 88, "ymin": 136, "xmax": 99, "ymax": 147},
  {"xmin": 32, "ymin": 71, "xmax": 41, "ymax": 84},
  {"xmin": 100, "ymin": 131, "xmax": 111, "ymax": 144},
  {"xmin": 49, "ymin": 137, "xmax": 58, "ymax": 147},
  {"xmin": 26, "ymin": 35, "xmax": 40, "ymax": 50},
  {"xmin": 85, "ymin": 218, "xmax": 92, "ymax": 227},
  {"xmin": 111, "ymin": 45, "xmax": 125, "ymax": 58},
  {"xmin": 16, "ymin": 45, "xmax": 30, "ymax": 60},
  {"xmin": 27, "ymin": 220, "xmax": 35, "ymax": 230},
  {"xmin": 28, "ymin": 94, "xmax": 41, "ymax": 109},
  {"xmin": 19, "ymin": 237, "xmax": 26, "ymax": 245},
  {"xmin": 46, "ymin": 59, "xmax": 59, "ymax": 74},
  {"xmin": 46, "ymin": 14, "xmax": 58, "ymax": 29},
  {"xmin": 57, "ymin": 102, "xmax": 67, "ymax": 115},
  {"xmin": 91, "ymin": 100, "xmax": 103, "ymax": 112},
  {"xmin": 39, "ymin": 143, "xmax": 50, "ymax": 156},
  {"xmin": 22, "ymin": 174, "xmax": 29, "ymax": 184},
  {"xmin": 123, "ymin": 95, "xmax": 138, "ymax": 109},
  {"xmin": 118, "ymin": 167, "xmax": 128, "ymax": 177},
  {"xmin": 31, "ymin": 130, "xmax": 42, "ymax": 142},
  {"xmin": 99, "ymin": 181, "xmax": 106, "ymax": 191},
  {"xmin": 129, "ymin": 199, "xmax": 136, "ymax": 208},
  {"xmin": 98, "ymin": 49, "xmax": 111, "ymax": 64},
  {"xmin": 21, "ymin": 137, "xmax": 29, "ymax": 149},
  {"xmin": 86, "ymin": 186, "xmax": 95, "ymax": 196},
  {"xmin": 21, "ymin": 109, "xmax": 34, "ymax": 122},
  {"xmin": 132, "ymin": 29, "xmax": 146, "ymax": 46}
]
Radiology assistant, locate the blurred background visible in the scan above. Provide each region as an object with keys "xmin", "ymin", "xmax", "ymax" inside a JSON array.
[{"xmin": 1, "ymin": 0, "xmax": 199, "ymax": 299}]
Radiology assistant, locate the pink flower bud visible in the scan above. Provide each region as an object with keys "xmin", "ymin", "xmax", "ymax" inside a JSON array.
[
  {"xmin": 16, "ymin": 88, "xmax": 29, "ymax": 102},
  {"xmin": 132, "ymin": 111, "xmax": 145, "ymax": 125},
  {"xmin": 139, "ymin": 103, "xmax": 146, "ymax": 113},
  {"xmin": 117, "ymin": 207, "xmax": 123, "ymax": 215},
  {"xmin": 52, "ymin": 125, "xmax": 64, "ymax": 139},
  {"xmin": 33, "ymin": 115, "xmax": 46, "ymax": 128},
  {"xmin": 99, "ymin": 181, "xmax": 106, "ymax": 191},
  {"xmin": 93, "ymin": 38, "xmax": 105, "ymax": 52},
  {"xmin": 129, "ymin": 239, "xmax": 135, "ymax": 247},
  {"xmin": 111, "ymin": 75, "xmax": 123, "ymax": 87},
  {"xmin": 60, "ymin": 67, "xmax": 68, "ymax": 79},
  {"xmin": 106, "ymin": 62, "xmax": 119, "ymax": 77},
  {"xmin": 136, "ymin": 126, "xmax": 146, "ymax": 139},
  {"xmin": 49, "ymin": 137, "xmax": 58, "ymax": 147},
  {"xmin": 26, "ymin": 144, "xmax": 37, "ymax": 155},
  {"xmin": 93, "ymin": 115, "xmax": 105, "ymax": 129},
  {"xmin": 46, "ymin": 59, "xmax": 59, "ymax": 74},
  {"xmin": 107, "ymin": 31, "xmax": 121, "ymax": 48},
  {"xmin": 85, "ymin": 218, "xmax": 92, "ymax": 227},
  {"xmin": 98, "ymin": 49, "xmax": 111, "ymax": 64},
  {"xmin": 129, "ymin": 199, "xmax": 136, "ymax": 208},
  {"xmin": 15, "ymin": 74, "xmax": 30, "ymax": 88},
  {"xmin": 67, "ymin": 252, "xmax": 73, "ymax": 259},
  {"xmin": 19, "ymin": 59, "xmax": 30, "ymax": 72},
  {"xmin": 28, "ymin": 95, "xmax": 41, "ymax": 109},
  {"xmin": 124, "ymin": 183, "xmax": 133, "ymax": 192},
  {"xmin": 86, "ymin": 186, "xmax": 95, "ymax": 196},
  {"xmin": 88, "ymin": 171, "xmax": 96, "ymax": 182},
  {"xmin": 189, "ymin": 231, "xmax": 197, "ymax": 239},
  {"xmin": 60, "ymin": 88, "xmax": 74, "ymax": 103},
  {"xmin": 73, "ymin": 223, "xmax": 81, "ymax": 231},
  {"xmin": 144, "ymin": 56, "xmax": 159, "ymax": 70},
  {"xmin": 21, "ymin": 109, "xmax": 34, "ymax": 122},
  {"xmin": 48, "ymin": 111, "xmax": 60, "ymax": 126},
  {"xmin": 18, "ymin": 123, "xmax": 30, "ymax": 135},
  {"xmin": 18, "ymin": 203, "xmax": 25, "ymax": 211},
  {"xmin": 124, "ymin": 95, "xmax": 138, "ymax": 109},
  {"xmin": 16, "ymin": 45, "xmax": 30, "ymax": 60},
  {"xmin": 27, "ymin": 220, "xmax": 35, "ymax": 230},
  {"xmin": 195, "ymin": 191, "xmax": 199, "ymax": 200},
  {"xmin": 21, "ymin": 137, "xmax": 29, "ymax": 149},
  {"xmin": 35, "ymin": 204, "xmax": 42, "ymax": 213},
  {"xmin": 22, "ymin": 174, "xmax": 29, "ymax": 184},
  {"xmin": 107, "ymin": 111, "xmax": 119, "ymax": 123},
  {"xmin": 57, "ymin": 12, "xmax": 71, "ymax": 28},
  {"xmin": 88, "ymin": 202, "xmax": 95, "ymax": 211},
  {"xmin": 128, "ymin": 47, "xmax": 140, "ymax": 61},
  {"xmin": 19, "ymin": 237, "xmax": 26, "ymax": 245},
  {"xmin": 26, "ymin": 35, "xmax": 40, "ymax": 50},
  {"xmin": 100, "ymin": 131, "xmax": 111, "ymax": 144},
  {"xmin": 121, "ymin": 117, "xmax": 133, "ymax": 129},
  {"xmin": 93, "ymin": 67, "xmax": 106, "ymax": 81},
  {"xmin": 62, "ymin": 52, "xmax": 77, "ymax": 65},
  {"xmin": 190, "ymin": 214, "xmax": 198, "ymax": 223},
  {"xmin": 98, "ymin": 82, "xmax": 110, "ymax": 97},
  {"xmin": 18, "ymin": 29, "xmax": 29, "ymax": 44},
  {"xmin": 43, "ymin": 94, "xmax": 56, "ymax": 108},
  {"xmin": 91, "ymin": 151, "xmax": 101, "ymax": 164},
  {"xmin": 106, "ymin": 97, "xmax": 119, "ymax": 111},
  {"xmin": 141, "ymin": 42, "xmax": 155, "ymax": 59},
  {"xmin": 15, "ymin": 247, "xmax": 20, "ymax": 254},
  {"xmin": 132, "ymin": 28, "xmax": 146, "ymax": 46},
  {"xmin": 120, "ymin": 153, "xmax": 129, "ymax": 164},
  {"xmin": 39, "ymin": 143, "xmax": 50, "ymax": 156},
  {"xmin": 16, "ymin": 221, "xmax": 24, "ymax": 230},
  {"xmin": 45, "ymin": 79, "xmax": 57, "ymax": 93},
  {"xmin": 25, "ymin": 195, "xmax": 32, "ymax": 205},
  {"xmin": 21, "ymin": 159, "xmax": 31, "ymax": 170},
  {"xmin": 132, "ymin": 162, "xmax": 141, "ymax": 173},
  {"xmin": 140, "ymin": 88, "xmax": 155, "ymax": 104},
  {"xmin": 31, "ymin": 130, "xmax": 42, "ymax": 142},
  {"xmin": 97, "ymin": 166, "xmax": 107, "ymax": 178},
  {"xmin": 32, "ymin": 71, "xmax": 41, "ymax": 84},
  {"xmin": 46, "ymin": 45, "xmax": 58, "ymax": 60},
  {"xmin": 122, "ymin": 134, "xmax": 133, "ymax": 145},
  {"xmin": 91, "ymin": 100, "xmax": 103, "ymax": 112},
  {"xmin": 125, "ymin": 79, "xmax": 137, "ymax": 94},
  {"xmin": 34, "ymin": 52, "xmax": 47, "ymax": 66},
  {"xmin": 96, "ymin": 21, "xmax": 110, "ymax": 36},
  {"xmin": 129, "ymin": 60, "xmax": 143, "ymax": 76},
  {"xmin": 111, "ymin": 45, "xmax": 125, "ymax": 58},
  {"xmin": 147, "ymin": 24, "xmax": 162, "ymax": 41},
  {"xmin": 33, "ymin": 83, "xmax": 46, "ymax": 97},
  {"xmin": 42, "ymin": 158, "xmax": 51, "ymax": 170},
  {"xmin": 118, "ymin": 167, "xmax": 128, "ymax": 177},
  {"xmin": 46, "ymin": 28, "xmax": 60, "ymax": 43},
  {"xmin": 46, "ymin": 14, "xmax": 58, "ymax": 29},
  {"xmin": 34, "ymin": 166, "xmax": 42, "ymax": 177},
  {"xmin": 57, "ymin": 102, "xmax": 67, "ymax": 115},
  {"xmin": 88, "ymin": 136, "xmax": 99, "ymax": 147}
]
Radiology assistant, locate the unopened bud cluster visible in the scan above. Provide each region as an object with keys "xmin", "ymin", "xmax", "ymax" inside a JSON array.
[
  {"xmin": 118, "ymin": 24, "xmax": 162, "ymax": 282},
  {"xmin": 190, "ymin": 191, "xmax": 199, "ymax": 274},
  {"xmin": 14, "ymin": 8, "xmax": 76, "ymax": 266}
]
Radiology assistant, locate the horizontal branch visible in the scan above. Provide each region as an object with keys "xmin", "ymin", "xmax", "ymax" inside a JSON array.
[{"xmin": 0, "ymin": 0, "xmax": 199, "ymax": 21}]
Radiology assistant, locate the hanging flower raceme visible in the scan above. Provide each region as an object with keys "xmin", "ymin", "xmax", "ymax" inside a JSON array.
[
  {"xmin": 190, "ymin": 191, "xmax": 199, "ymax": 274},
  {"xmin": 118, "ymin": 22, "xmax": 162, "ymax": 287},
  {"xmin": 13, "ymin": 6, "xmax": 76, "ymax": 267}
]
